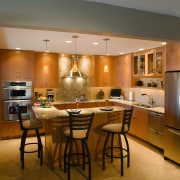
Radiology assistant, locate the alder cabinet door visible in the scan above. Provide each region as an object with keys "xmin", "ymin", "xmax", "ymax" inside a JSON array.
[
  {"xmin": 129, "ymin": 107, "xmax": 148, "ymax": 141},
  {"xmin": 34, "ymin": 53, "xmax": 58, "ymax": 88},
  {"xmin": 0, "ymin": 50, "xmax": 34, "ymax": 81}
]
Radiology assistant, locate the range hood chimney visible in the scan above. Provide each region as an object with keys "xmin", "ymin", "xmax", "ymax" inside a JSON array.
[
  {"xmin": 63, "ymin": 54, "xmax": 86, "ymax": 78},
  {"xmin": 63, "ymin": 35, "xmax": 86, "ymax": 79}
]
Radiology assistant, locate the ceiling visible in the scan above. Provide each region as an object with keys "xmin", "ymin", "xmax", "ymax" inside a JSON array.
[
  {"xmin": 0, "ymin": 27, "xmax": 165, "ymax": 56},
  {"xmin": 1, "ymin": 0, "xmax": 179, "ymax": 55},
  {"xmin": 84, "ymin": 0, "xmax": 180, "ymax": 18}
]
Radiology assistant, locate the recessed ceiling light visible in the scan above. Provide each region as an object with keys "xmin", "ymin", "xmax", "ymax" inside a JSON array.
[
  {"xmin": 138, "ymin": 48, "xmax": 144, "ymax": 51},
  {"xmin": 92, "ymin": 42, "xmax": 99, "ymax": 45},
  {"xmin": 161, "ymin": 42, "xmax": 167, "ymax": 45},
  {"xmin": 16, "ymin": 47, "xmax": 21, "ymax": 50},
  {"xmin": 66, "ymin": 40, "xmax": 72, "ymax": 43},
  {"xmin": 119, "ymin": 52, "xmax": 124, "ymax": 55}
]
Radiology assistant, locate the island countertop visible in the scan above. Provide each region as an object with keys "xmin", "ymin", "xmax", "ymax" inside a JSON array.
[{"xmin": 32, "ymin": 105, "xmax": 125, "ymax": 120}]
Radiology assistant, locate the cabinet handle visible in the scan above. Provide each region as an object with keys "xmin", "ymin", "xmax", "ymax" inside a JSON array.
[
  {"xmin": 148, "ymin": 128, "xmax": 164, "ymax": 135},
  {"xmin": 167, "ymin": 128, "xmax": 180, "ymax": 136}
]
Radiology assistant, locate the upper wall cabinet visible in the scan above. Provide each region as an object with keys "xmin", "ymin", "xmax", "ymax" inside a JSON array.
[
  {"xmin": 166, "ymin": 42, "xmax": 180, "ymax": 71},
  {"xmin": 132, "ymin": 47, "xmax": 165, "ymax": 77},
  {"xmin": 0, "ymin": 50, "xmax": 34, "ymax": 81},
  {"xmin": 115, "ymin": 54, "xmax": 132, "ymax": 88},
  {"xmin": 34, "ymin": 52, "xmax": 58, "ymax": 88},
  {"xmin": 94, "ymin": 56, "xmax": 116, "ymax": 87}
]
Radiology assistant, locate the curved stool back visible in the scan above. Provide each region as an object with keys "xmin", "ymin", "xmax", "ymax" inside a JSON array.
[
  {"xmin": 15, "ymin": 104, "xmax": 43, "ymax": 169},
  {"xmin": 102, "ymin": 107, "xmax": 133, "ymax": 176},
  {"xmin": 64, "ymin": 112, "xmax": 94, "ymax": 180}
]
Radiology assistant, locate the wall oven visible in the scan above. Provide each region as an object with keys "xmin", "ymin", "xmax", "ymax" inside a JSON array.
[
  {"xmin": 3, "ymin": 99, "xmax": 32, "ymax": 121},
  {"xmin": 2, "ymin": 81, "xmax": 32, "ymax": 100},
  {"xmin": 2, "ymin": 81, "xmax": 32, "ymax": 121}
]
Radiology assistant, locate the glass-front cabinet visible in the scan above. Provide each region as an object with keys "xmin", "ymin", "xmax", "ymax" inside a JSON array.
[{"xmin": 132, "ymin": 48, "xmax": 163, "ymax": 76}]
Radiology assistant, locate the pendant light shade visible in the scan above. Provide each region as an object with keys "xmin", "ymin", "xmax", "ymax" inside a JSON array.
[{"xmin": 63, "ymin": 35, "xmax": 86, "ymax": 78}]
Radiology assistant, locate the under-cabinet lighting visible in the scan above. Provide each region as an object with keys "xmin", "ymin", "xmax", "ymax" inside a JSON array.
[
  {"xmin": 92, "ymin": 42, "xmax": 99, "ymax": 45},
  {"xmin": 66, "ymin": 40, "xmax": 72, "ymax": 43},
  {"xmin": 161, "ymin": 42, "xmax": 167, "ymax": 45}
]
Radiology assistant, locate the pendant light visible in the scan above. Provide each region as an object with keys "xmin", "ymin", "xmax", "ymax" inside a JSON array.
[
  {"xmin": 43, "ymin": 39, "xmax": 49, "ymax": 73},
  {"xmin": 104, "ymin": 38, "xmax": 110, "ymax": 56},
  {"xmin": 63, "ymin": 35, "xmax": 86, "ymax": 78},
  {"xmin": 103, "ymin": 38, "xmax": 110, "ymax": 72}
]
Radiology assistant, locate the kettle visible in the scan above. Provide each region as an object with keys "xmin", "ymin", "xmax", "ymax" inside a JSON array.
[{"xmin": 136, "ymin": 80, "xmax": 143, "ymax": 86}]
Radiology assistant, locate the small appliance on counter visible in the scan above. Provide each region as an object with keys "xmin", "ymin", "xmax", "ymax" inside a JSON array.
[
  {"xmin": 47, "ymin": 89, "xmax": 54, "ymax": 102},
  {"xmin": 110, "ymin": 88, "xmax": 121, "ymax": 99},
  {"xmin": 128, "ymin": 91, "xmax": 134, "ymax": 101}
]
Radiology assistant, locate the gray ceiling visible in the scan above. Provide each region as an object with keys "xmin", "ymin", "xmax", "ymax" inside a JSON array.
[
  {"xmin": 0, "ymin": 0, "xmax": 179, "ymax": 55},
  {"xmin": 84, "ymin": 0, "xmax": 180, "ymax": 18}
]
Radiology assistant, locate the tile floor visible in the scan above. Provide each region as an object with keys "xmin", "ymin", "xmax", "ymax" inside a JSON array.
[{"xmin": 0, "ymin": 135, "xmax": 179, "ymax": 180}]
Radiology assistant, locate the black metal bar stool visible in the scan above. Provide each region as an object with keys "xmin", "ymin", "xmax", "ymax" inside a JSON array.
[
  {"xmin": 63, "ymin": 112, "xmax": 94, "ymax": 180},
  {"xmin": 102, "ymin": 108, "xmax": 133, "ymax": 176},
  {"xmin": 15, "ymin": 104, "xmax": 43, "ymax": 169}
]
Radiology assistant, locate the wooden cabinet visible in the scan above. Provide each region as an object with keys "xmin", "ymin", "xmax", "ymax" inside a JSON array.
[
  {"xmin": 166, "ymin": 42, "xmax": 180, "ymax": 71},
  {"xmin": 132, "ymin": 49, "xmax": 164, "ymax": 76},
  {"xmin": 34, "ymin": 52, "xmax": 58, "ymax": 88},
  {"xmin": 131, "ymin": 46, "xmax": 165, "ymax": 88},
  {"xmin": 94, "ymin": 56, "xmax": 115, "ymax": 87},
  {"xmin": 129, "ymin": 107, "xmax": 148, "ymax": 141},
  {"xmin": 54, "ymin": 101, "xmax": 113, "ymax": 110},
  {"xmin": 1, "ymin": 120, "xmax": 45, "ymax": 139},
  {"xmin": 114, "ymin": 54, "xmax": 132, "ymax": 88},
  {"xmin": 0, "ymin": 50, "xmax": 34, "ymax": 81}
]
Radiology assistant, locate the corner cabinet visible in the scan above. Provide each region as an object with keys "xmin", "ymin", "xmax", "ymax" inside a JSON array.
[
  {"xmin": 0, "ymin": 50, "xmax": 34, "ymax": 81},
  {"xmin": 131, "ymin": 46, "xmax": 165, "ymax": 88}
]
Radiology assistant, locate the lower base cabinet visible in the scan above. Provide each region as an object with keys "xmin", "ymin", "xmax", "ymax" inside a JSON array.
[
  {"xmin": 0, "ymin": 120, "xmax": 45, "ymax": 140},
  {"xmin": 129, "ymin": 107, "xmax": 148, "ymax": 141}
]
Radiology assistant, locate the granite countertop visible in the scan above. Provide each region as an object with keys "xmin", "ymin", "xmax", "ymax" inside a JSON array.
[
  {"xmin": 32, "ymin": 105, "xmax": 125, "ymax": 120},
  {"xmin": 38, "ymin": 98, "xmax": 164, "ymax": 115}
]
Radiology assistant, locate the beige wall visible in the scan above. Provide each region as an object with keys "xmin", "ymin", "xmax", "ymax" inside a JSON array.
[{"xmin": 0, "ymin": 0, "xmax": 180, "ymax": 42}]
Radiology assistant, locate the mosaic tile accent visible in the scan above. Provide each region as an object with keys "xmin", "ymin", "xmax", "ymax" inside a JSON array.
[{"xmin": 57, "ymin": 55, "xmax": 92, "ymax": 102}]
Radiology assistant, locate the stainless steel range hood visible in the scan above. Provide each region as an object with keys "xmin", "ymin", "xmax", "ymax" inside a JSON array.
[{"xmin": 63, "ymin": 55, "xmax": 86, "ymax": 78}]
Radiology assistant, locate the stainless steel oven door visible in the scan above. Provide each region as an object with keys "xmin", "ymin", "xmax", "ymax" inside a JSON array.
[
  {"xmin": 2, "ymin": 87, "xmax": 32, "ymax": 100},
  {"xmin": 3, "ymin": 100, "xmax": 32, "ymax": 121}
]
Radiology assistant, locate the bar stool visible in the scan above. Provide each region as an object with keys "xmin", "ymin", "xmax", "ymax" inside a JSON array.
[
  {"xmin": 102, "ymin": 108, "xmax": 133, "ymax": 176},
  {"xmin": 63, "ymin": 112, "xmax": 94, "ymax": 180},
  {"xmin": 15, "ymin": 104, "xmax": 43, "ymax": 169}
]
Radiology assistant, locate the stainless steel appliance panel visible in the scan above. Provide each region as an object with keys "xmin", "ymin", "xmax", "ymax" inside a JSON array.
[
  {"xmin": 165, "ymin": 72, "xmax": 180, "ymax": 129},
  {"xmin": 2, "ymin": 87, "xmax": 32, "ymax": 100},
  {"xmin": 3, "ymin": 100, "xmax": 32, "ymax": 121},
  {"xmin": 164, "ymin": 128, "xmax": 180, "ymax": 164},
  {"xmin": 2, "ymin": 81, "xmax": 32, "ymax": 88},
  {"xmin": 165, "ymin": 71, "xmax": 180, "ymax": 164},
  {"xmin": 148, "ymin": 111, "xmax": 164, "ymax": 149}
]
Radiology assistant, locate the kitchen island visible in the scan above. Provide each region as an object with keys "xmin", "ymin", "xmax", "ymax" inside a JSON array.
[{"xmin": 32, "ymin": 105, "xmax": 125, "ymax": 169}]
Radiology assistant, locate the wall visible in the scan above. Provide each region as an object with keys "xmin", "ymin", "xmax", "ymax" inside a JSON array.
[
  {"xmin": 0, "ymin": 0, "xmax": 180, "ymax": 41},
  {"xmin": 123, "ymin": 87, "xmax": 164, "ymax": 107}
]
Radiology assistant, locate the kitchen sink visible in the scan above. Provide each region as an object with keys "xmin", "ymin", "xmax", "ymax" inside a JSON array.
[{"xmin": 134, "ymin": 103, "xmax": 151, "ymax": 108}]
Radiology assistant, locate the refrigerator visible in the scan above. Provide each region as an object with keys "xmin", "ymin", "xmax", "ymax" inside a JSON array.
[{"xmin": 164, "ymin": 71, "xmax": 180, "ymax": 164}]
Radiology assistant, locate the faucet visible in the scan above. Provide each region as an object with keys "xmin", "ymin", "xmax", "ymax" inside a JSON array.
[{"xmin": 141, "ymin": 93, "xmax": 155, "ymax": 107}]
